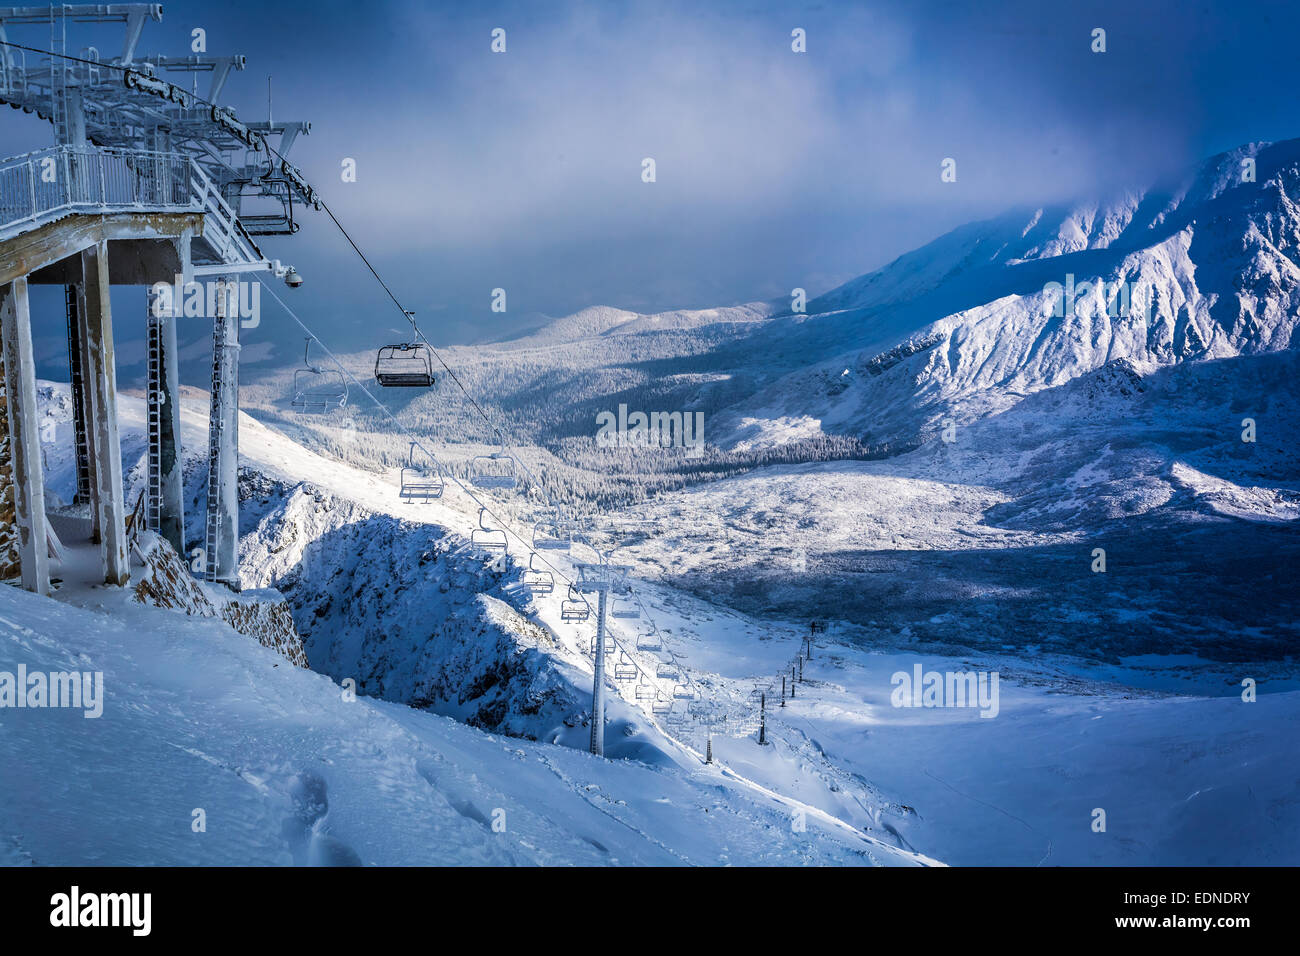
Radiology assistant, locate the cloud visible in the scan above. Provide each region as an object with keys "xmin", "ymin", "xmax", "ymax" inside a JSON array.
[{"xmin": 136, "ymin": 0, "xmax": 1300, "ymax": 336}]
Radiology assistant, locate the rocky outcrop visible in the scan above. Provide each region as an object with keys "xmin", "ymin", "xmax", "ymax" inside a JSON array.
[
  {"xmin": 131, "ymin": 529, "xmax": 309, "ymax": 668},
  {"xmin": 0, "ymin": 348, "xmax": 19, "ymax": 581}
]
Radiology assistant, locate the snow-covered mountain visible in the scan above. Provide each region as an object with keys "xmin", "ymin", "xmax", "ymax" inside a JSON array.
[
  {"xmin": 719, "ymin": 139, "xmax": 1300, "ymax": 449},
  {"xmin": 229, "ymin": 137, "xmax": 1300, "ymax": 669},
  {"xmin": 240, "ymin": 139, "xmax": 1300, "ymax": 486}
]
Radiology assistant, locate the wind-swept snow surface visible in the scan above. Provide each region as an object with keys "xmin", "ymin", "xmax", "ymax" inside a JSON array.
[{"xmin": 0, "ymin": 584, "xmax": 932, "ymax": 866}]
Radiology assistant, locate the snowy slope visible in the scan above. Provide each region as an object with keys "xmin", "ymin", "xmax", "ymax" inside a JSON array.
[
  {"xmin": 18, "ymin": 359, "xmax": 1298, "ymax": 866},
  {"xmin": 0, "ymin": 582, "xmax": 931, "ymax": 866}
]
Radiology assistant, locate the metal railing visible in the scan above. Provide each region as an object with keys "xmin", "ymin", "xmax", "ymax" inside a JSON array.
[{"xmin": 0, "ymin": 144, "xmax": 263, "ymax": 265}]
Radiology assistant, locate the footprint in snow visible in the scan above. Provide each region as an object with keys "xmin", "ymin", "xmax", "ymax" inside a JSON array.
[{"xmin": 282, "ymin": 771, "xmax": 362, "ymax": 867}]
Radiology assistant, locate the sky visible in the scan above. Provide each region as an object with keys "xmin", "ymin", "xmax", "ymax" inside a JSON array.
[{"xmin": 4, "ymin": 0, "xmax": 1300, "ymax": 354}]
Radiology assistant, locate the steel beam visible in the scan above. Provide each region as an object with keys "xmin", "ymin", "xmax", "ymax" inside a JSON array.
[
  {"xmin": 205, "ymin": 275, "xmax": 240, "ymax": 589},
  {"xmin": 146, "ymin": 285, "xmax": 184, "ymax": 555},
  {"xmin": 591, "ymin": 588, "xmax": 608, "ymax": 756},
  {"xmin": 73, "ymin": 279, "xmax": 102, "ymax": 541},
  {"xmin": 65, "ymin": 284, "xmax": 93, "ymax": 507}
]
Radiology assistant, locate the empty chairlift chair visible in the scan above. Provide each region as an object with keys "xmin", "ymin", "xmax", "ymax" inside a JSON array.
[
  {"xmin": 521, "ymin": 552, "xmax": 554, "ymax": 595},
  {"xmin": 399, "ymin": 441, "xmax": 444, "ymax": 501},
  {"xmin": 652, "ymin": 693, "xmax": 673, "ymax": 715},
  {"xmin": 561, "ymin": 584, "xmax": 590, "ymax": 622},
  {"xmin": 471, "ymin": 507, "xmax": 508, "ymax": 552},
  {"xmin": 609, "ymin": 593, "xmax": 641, "ymax": 620},
  {"xmin": 614, "ymin": 654, "xmax": 639, "ymax": 681},
  {"xmin": 635, "ymin": 681, "xmax": 655, "ymax": 700},
  {"xmin": 636, "ymin": 625, "xmax": 663, "ymax": 653},
  {"xmin": 532, "ymin": 511, "xmax": 572, "ymax": 552},
  {"xmin": 470, "ymin": 448, "xmax": 518, "ymax": 490},
  {"xmin": 670, "ymin": 717, "xmax": 695, "ymax": 733},
  {"xmin": 374, "ymin": 343, "xmax": 436, "ymax": 387},
  {"xmin": 590, "ymin": 634, "xmax": 615, "ymax": 656},
  {"xmin": 291, "ymin": 338, "xmax": 348, "ymax": 412}
]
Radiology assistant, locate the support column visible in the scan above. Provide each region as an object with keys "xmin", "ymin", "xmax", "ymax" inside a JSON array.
[
  {"xmin": 65, "ymin": 285, "xmax": 93, "ymax": 507},
  {"xmin": 73, "ymin": 280, "xmax": 101, "ymax": 540},
  {"xmin": 590, "ymin": 587, "xmax": 608, "ymax": 757},
  {"xmin": 205, "ymin": 276, "xmax": 240, "ymax": 589},
  {"xmin": 81, "ymin": 240, "xmax": 129, "ymax": 586},
  {"xmin": 146, "ymin": 286, "xmax": 184, "ymax": 556},
  {"xmin": 0, "ymin": 278, "xmax": 50, "ymax": 595}
]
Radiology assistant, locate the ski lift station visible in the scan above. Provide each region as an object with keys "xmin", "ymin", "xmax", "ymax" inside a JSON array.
[{"xmin": 0, "ymin": 4, "xmax": 318, "ymax": 594}]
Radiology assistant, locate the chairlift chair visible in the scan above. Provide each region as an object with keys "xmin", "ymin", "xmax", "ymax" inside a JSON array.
[
  {"xmin": 470, "ymin": 448, "xmax": 518, "ymax": 490},
  {"xmin": 635, "ymin": 681, "xmax": 655, "ymax": 700},
  {"xmin": 609, "ymin": 596, "xmax": 641, "ymax": 620},
  {"xmin": 561, "ymin": 585, "xmax": 590, "ymax": 622},
  {"xmin": 614, "ymin": 655, "xmax": 638, "ymax": 681},
  {"xmin": 590, "ymin": 634, "xmax": 616, "ymax": 656},
  {"xmin": 521, "ymin": 552, "xmax": 554, "ymax": 595},
  {"xmin": 672, "ymin": 683, "xmax": 694, "ymax": 700},
  {"xmin": 470, "ymin": 507, "xmax": 507, "ymax": 552},
  {"xmin": 636, "ymin": 625, "xmax": 663, "ymax": 652},
  {"xmin": 651, "ymin": 694, "xmax": 673, "ymax": 715},
  {"xmin": 399, "ymin": 441, "xmax": 444, "ymax": 501},
  {"xmin": 374, "ymin": 343, "xmax": 435, "ymax": 387},
  {"xmin": 532, "ymin": 513, "xmax": 572, "ymax": 552},
  {"xmin": 291, "ymin": 338, "xmax": 347, "ymax": 412},
  {"xmin": 656, "ymin": 661, "xmax": 679, "ymax": 680}
]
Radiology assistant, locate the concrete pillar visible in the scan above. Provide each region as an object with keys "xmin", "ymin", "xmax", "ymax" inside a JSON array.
[
  {"xmin": 0, "ymin": 278, "xmax": 50, "ymax": 595},
  {"xmin": 80, "ymin": 240, "xmax": 129, "ymax": 586},
  {"xmin": 206, "ymin": 275, "xmax": 240, "ymax": 589}
]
